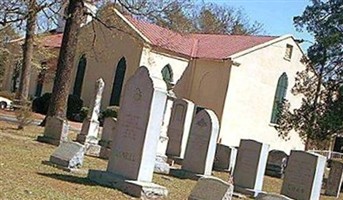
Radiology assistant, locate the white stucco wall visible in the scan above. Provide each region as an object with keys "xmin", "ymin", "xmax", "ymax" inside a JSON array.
[
  {"xmin": 139, "ymin": 47, "xmax": 189, "ymax": 84},
  {"xmin": 219, "ymin": 36, "xmax": 306, "ymax": 153}
]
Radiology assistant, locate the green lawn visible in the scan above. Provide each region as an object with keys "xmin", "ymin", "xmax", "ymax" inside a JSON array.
[{"xmin": 0, "ymin": 120, "xmax": 341, "ymax": 199}]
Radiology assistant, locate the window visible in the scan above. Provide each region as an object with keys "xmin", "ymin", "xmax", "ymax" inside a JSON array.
[
  {"xmin": 109, "ymin": 57, "xmax": 126, "ymax": 106},
  {"xmin": 161, "ymin": 64, "xmax": 173, "ymax": 90},
  {"xmin": 271, "ymin": 73, "xmax": 288, "ymax": 124},
  {"xmin": 285, "ymin": 44, "xmax": 293, "ymax": 60},
  {"xmin": 73, "ymin": 54, "xmax": 87, "ymax": 97}
]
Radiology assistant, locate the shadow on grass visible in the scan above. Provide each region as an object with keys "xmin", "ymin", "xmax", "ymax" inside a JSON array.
[{"xmin": 37, "ymin": 172, "xmax": 96, "ymax": 186}]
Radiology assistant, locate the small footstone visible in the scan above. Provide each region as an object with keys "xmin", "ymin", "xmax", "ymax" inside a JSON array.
[{"xmin": 49, "ymin": 141, "xmax": 85, "ymax": 168}]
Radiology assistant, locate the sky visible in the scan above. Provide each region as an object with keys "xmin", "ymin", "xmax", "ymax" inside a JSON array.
[{"xmin": 205, "ymin": 0, "xmax": 314, "ymax": 51}]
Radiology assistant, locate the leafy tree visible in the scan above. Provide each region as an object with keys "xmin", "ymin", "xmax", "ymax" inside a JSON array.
[{"xmin": 276, "ymin": 0, "xmax": 343, "ymax": 149}]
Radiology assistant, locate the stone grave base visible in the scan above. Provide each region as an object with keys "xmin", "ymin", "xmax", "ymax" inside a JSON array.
[
  {"xmin": 154, "ymin": 155, "xmax": 170, "ymax": 174},
  {"xmin": 41, "ymin": 161, "xmax": 88, "ymax": 175},
  {"xmin": 255, "ymin": 192, "xmax": 294, "ymax": 200},
  {"xmin": 37, "ymin": 135, "xmax": 61, "ymax": 146},
  {"xmin": 99, "ymin": 147, "xmax": 111, "ymax": 159},
  {"xmin": 265, "ymin": 169, "xmax": 284, "ymax": 179},
  {"xmin": 88, "ymin": 170, "xmax": 168, "ymax": 198},
  {"xmin": 234, "ymin": 185, "xmax": 263, "ymax": 198},
  {"xmin": 167, "ymin": 155, "xmax": 183, "ymax": 165},
  {"xmin": 85, "ymin": 143, "xmax": 101, "ymax": 157},
  {"xmin": 169, "ymin": 168, "xmax": 207, "ymax": 180}
]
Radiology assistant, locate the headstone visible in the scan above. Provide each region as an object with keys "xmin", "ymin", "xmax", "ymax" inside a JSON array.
[
  {"xmin": 182, "ymin": 109, "xmax": 219, "ymax": 176},
  {"xmin": 325, "ymin": 160, "xmax": 343, "ymax": 197},
  {"xmin": 281, "ymin": 150, "xmax": 326, "ymax": 200},
  {"xmin": 213, "ymin": 144, "xmax": 237, "ymax": 173},
  {"xmin": 88, "ymin": 66, "xmax": 168, "ymax": 198},
  {"xmin": 77, "ymin": 78, "xmax": 105, "ymax": 145},
  {"xmin": 37, "ymin": 116, "xmax": 69, "ymax": 146},
  {"xmin": 49, "ymin": 141, "xmax": 85, "ymax": 168},
  {"xmin": 265, "ymin": 150, "xmax": 288, "ymax": 178},
  {"xmin": 166, "ymin": 98, "xmax": 196, "ymax": 159},
  {"xmin": 154, "ymin": 93, "xmax": 175, "ymax": 174},
  {"xmin": 98, "ymin": 117, "xmax": 117, "ymax": 159},
  {"xmin": 188, "ymin": 177, "xmax": 233, "ymax": 200},
  {"xmin": 233, "ymin": 139, "xmax": 269, "ymax": 197}
]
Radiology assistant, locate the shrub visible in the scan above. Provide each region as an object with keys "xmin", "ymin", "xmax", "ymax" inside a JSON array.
[
  {"xmin": 32, "ymin": 93, "xmax": 83, "ymax": 121},
  {"xmin": 99, "ymin": 106, "xmax": 119, "ymax": 126}
]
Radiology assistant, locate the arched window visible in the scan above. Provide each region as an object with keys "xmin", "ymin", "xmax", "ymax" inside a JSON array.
[
  {"xmin": 161, "ymin": 64, "xmax": 173, "ymax": 89},
  {"xmin": 271, "ymin": 73, "xmax": 288, "ymax": 124},
  {"xmin": 73, "ymin": 54, "xmax": 87, "ymax": 97},
  {"xmin": 109, "ymin": 57, "xmax": 126, "ymax": 106}
]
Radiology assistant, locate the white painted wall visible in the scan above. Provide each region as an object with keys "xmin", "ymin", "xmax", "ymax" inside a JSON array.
[
  {"xmin": 219, "ymin": 36, "xmax": 306, "ymax": 153},
  {"xmin": 139, "ymin": 47, "xmax": 189, "ymax": 84}
]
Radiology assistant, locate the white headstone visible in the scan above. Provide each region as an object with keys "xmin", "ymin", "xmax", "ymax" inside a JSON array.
[
  {"xmin": 325, "ymin": 160, "xmax": 343, "ymax": 197},
  {"xmin": 182, "ymin": 109, "xmax": 219, "ymax": 176},
  {"xmin": 214, "ymin": 144, "xmax": 237, "ymax": 173},
  {"xmin": 233, "ymin": 139, "xmax": 269, "ymax": 197},
  {"xmin": 188, "ymin": 177, "xmax": 233, "ymax": 200},
  {"xmin": 107, "ymin": 66, "xmax": 167, "ymax": 182},
  {"xmin": 166, "ymin": 98, "xmax": 195, "ymax": 159},
  {"xmin": 77, "ymin": 78, "xmax": 105, "ymax": 144},
  {"xmin": 281, "ymin": 150, "xmax": 326, "ymax": 200}
]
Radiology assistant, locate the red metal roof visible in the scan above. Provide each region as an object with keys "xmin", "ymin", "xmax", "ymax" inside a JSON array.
[
  {"xmin": 125, "ymin": 15, "xmax": 277, "ymax": 59},
  {"xmin": 40, "ymin": 33, "xmax": 63, "ymax": 48},
  {"xmin": 42, "ymin": 14, "xmax": 277, "ymax": 60}
]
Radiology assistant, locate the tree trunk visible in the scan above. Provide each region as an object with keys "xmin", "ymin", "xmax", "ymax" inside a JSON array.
[
  {"xmin": 17, "ymin": 0, "xmax": 37, "ymax": 102},
  {"xmin": 47, "ymin": 0, "xmax": 84, "ymax": 119}
]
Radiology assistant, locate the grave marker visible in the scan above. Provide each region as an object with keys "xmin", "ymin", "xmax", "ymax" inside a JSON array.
[
  {"xmin": 233, "ymin": 139, "xmax": 269, "ymax": 197},
  {"xmin": 188, "ymin": 177, "xmax": 233, "ymax": 200},
  {"xmin": 281, "ymin": 150, "xmax": 326, "ymax": 200},
  {"xmin": 213, "ymin": 144, "xmax": 237, "ymax": 173},
  {"xmin": 88, "ymin": 66, "xmax": 168, "ymax": 198},
  {"xmin": 181, "ymin": 109, "xmax": 219, "ymax": 176},
  {"xmin": 166, "ymin": 98, "xmax": 196, "ymax": 159}
]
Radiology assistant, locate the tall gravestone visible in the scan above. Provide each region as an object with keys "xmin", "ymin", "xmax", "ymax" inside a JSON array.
[
  {"xmin": 233, "ymin": 139, "xmax": 269, "ymax": 197},
  {"xmin": 166, "ymin": 98, "xmax": 196, "ymax": 160},
  {"xmin": 181, "ymin": 109, "xmax": 219, "ymax": 176},
  {"xmin": 154, "ymin": 93, "xmax": 175, "ymax": 174},
  {"xmin": 325, "ymin": 160, "xmax": 343, "ymax": 197},
  {"xmin": 213, "ymin": 144, "xmax": 237, "ymax": 173},
  {"xmin": 98, "ymin": 117, "xmax": 117, "ymax": 159},
  {"xmin": 281, "ymin": 150, "xmax": 326, "ymax": 200},
  {"xmin": 37, "ymin": 116, "xmax": 69, "ymax": 146},
  {"xmin": 88, "ymin": 66, "xmax": 168, "ymax": 198},
  {"xmin": 77, "ymin": 78, "xmax": 105, "ymax": 144}
]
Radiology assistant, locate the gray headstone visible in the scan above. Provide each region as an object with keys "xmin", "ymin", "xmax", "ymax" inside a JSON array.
[
  {"xmin": 166, "ymin": 98, "xmax": 195, "ymax": 159},
  {"xmin": 188, "ymin": 177, "xmax": 233, "ymax": 200},
  {"xmin": 77, "ymin": 78, "xmax": 105, "ymax": 144},
  {"xmin": 325, "ymin": 160, "xmax": 343, "ymax": 197},
  {"xmin": 233, "ymin": 139, "xmax": 269, "ymax": 197},
  {"xmin": 265, "ymin": 150, "xmax": 288, "ymax": 178},
  {"xmin": 49, "ymin": 141, "xmax": 85, "ymax": 168},
  {"xmin": 107, "ymin": 66, "xmax": 167, "ymax": 182},
  {"xmin": 213, "ymin": 144, "xmax": 237, "ymax": 173},
  {"xmin": 281, "ymin": 150, "xmax": 326, "ymax": 200},
  {"xmin": 38, "ymin": 116, "xmax": 69, "ymax": 146},
  {"xmin": 99, "ymin": 117, "xmax": 117, "ymax": 148},
  {"xmin": 182, "ymin": 109, "xmax": 219, "ymax": 176}
]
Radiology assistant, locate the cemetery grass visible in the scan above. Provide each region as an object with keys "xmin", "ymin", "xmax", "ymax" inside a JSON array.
[{"xmin": 0, "ymin": 121, "xmax": 341, "ymax": 200}]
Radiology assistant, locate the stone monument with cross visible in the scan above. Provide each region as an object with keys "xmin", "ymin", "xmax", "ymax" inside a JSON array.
[
  {"xmin": 88, "ymin": 66, "xmax": 168, "ymax": 198},
  {"xmin": 76, "ymin": 78, "xmax": 105, "ymax": 156}
]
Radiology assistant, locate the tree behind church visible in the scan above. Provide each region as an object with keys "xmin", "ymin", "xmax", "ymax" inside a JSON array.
[{"xmin": 276, "ymin": 0, "xmax": 343, "ymax": 149}]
